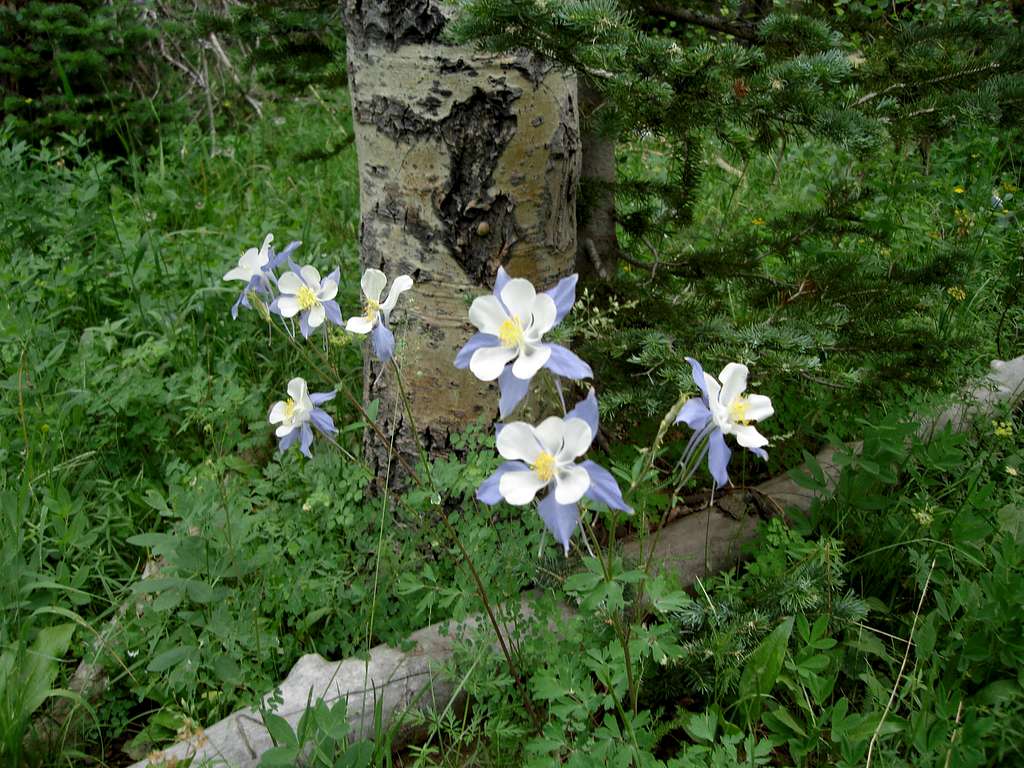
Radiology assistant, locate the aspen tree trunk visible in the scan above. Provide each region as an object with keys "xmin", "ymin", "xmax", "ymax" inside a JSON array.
[{"xmin": 342, "ymin": 1, "xmax": 580, "ymax": 482}]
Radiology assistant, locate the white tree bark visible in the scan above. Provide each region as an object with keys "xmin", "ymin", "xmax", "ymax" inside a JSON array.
[{"xmin": 343, "ymin": 1, "xmax": 580, "ymax": 480}]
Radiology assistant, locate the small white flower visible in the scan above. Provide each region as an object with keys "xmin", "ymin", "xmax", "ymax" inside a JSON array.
[
  {"xmin": 467, "ymin": 278, "xmax": 557, "ymax": 381},
  {"xmin": 268, "ymin": 377, "xmax": 313, "ymax": 438},
  {"xmin": 276, "ymin": 266, "xmax": 340, "ymax": 330},
  {"xmin": 704, "ymin": 363, "xmax": 774, "ymax": 451},
  {"xmin": 496, "ymin": 416, "xmax": 593, "ymax": 505},
  {"xmin": 223, "ymin": 233, "xmax": 273, "ymax": 284},
  {"xmin": 345, "ymin": 268, "xmax": 413, "ymax": 334}
]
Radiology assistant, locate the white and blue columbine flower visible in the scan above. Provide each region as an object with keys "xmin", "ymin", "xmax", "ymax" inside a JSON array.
[
  {"xmin": 674, "ymin": 358, "xmax": 774, "ymax": 487},
  {"xmin": 455, "ymin": 267, "xmax": 592, "ymax": 418},
  {"xmin": 477, "ymin": 389, "xmax": 631, "ymax": 554},
  {"xmin": 268, "ymin": 377, "xmax": 337, "ymax": 458},
  {"xmin": 223, "ymin": 233, "xmax": 300, "ymax": 319},
  {"xmin": 272, "ymin": 264, "xmax": 343, "ymax": 339},
  {"xmin": 345, "ymin": 268, "xmax": 414, "ymax": 364}
]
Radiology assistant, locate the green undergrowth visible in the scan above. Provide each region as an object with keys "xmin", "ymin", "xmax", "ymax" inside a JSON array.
[{"xmin": 1, "ymin": 86, "xmax": 1022, "ymax": 767}]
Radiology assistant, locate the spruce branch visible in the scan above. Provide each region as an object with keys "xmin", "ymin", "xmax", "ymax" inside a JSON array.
[{"xmin": 644, "ymin": 2, "xmax": 758, "ymax": 42}]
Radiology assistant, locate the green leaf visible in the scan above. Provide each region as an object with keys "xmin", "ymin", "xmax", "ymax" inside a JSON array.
[
  {"xmin": 682, "ymin": 708, "xmax": 718, "ymax": 743},
  {"xmin": 764, "ymin": 706, "xmax": 806, "ymax": 738},
  {"xmin": 563, "ymin": 570, "xmax": 603, "ymax": 594},
  {"xmin": 24, "ymin": 623, "xmax": 75, "ymax": 715},
  {"xmin": 337, "ymin": 740, "xmax": 375, "ymax": 768},
  {"xmin": 263, "ymin": 712, "xmax": 297, "ymax": 748},
  {"xmin": 147, "ymin": 645, "xmax": 195, "ymax": 673},
  {"xmin": 213, "ymin": 655, "xmax": 242, "ymax": 687},
  {"xmin": 259, "ymin": 745, "xmax": 300, "ymax": 767},
  {"xmin": 738, "ymin": 616, "xmax": 794, "ymax": 725}
]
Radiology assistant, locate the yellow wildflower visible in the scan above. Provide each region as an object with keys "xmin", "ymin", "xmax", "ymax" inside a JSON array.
[
  {"xmin": 947, "ymin": 286, "xmax": 966, "ymax": 302},
  {"xmin": 1006, "ymin": 466, "xmax": 1019, "ymax": 477},
  {"xmin": 993, "ymin": 420, "xmax": 1014, "ymax": 439},
  {"xmin": 953, "ymin": 185, "xmax": 965, "ymax": 194},
  {"xmin": 751, "ymin": 217, "xmax": 766, "ymax": 226}
]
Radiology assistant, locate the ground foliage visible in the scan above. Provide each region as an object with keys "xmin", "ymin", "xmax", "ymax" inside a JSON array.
[{"xmin": 0, "ymin": 2, "xmax": 1023, "ymax": 766}]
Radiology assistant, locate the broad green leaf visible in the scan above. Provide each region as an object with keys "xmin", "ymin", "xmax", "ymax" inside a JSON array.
[
  {"xmin": 147, "ymin": 645, "xmax": 196, "ymax": 673},
  {"xmin": 24, "ymin": 623, "xmax": 75, "ymax": 715},
  {"xmin": 682, "ymin": 709, "xmax": 717, "ymax": 743},
  {"xmin": 739, "ymin": 616, "xmax": 794, "ymax": 725},
  {"xmin": 262, "ymin": 712, "xmax": 297, "ymax": 748}
]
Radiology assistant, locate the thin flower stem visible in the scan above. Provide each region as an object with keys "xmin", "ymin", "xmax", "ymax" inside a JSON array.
[
  {"xmin": 389, "ymin": 358, "xmax": 542, "ymax": 729},
  {"xmin": 359, "ymin": 393, "xmax": 400, "ymax": 740},
  {"xmin": 640, "ymin": 430, "xmax": 710, "ymax": 578}
]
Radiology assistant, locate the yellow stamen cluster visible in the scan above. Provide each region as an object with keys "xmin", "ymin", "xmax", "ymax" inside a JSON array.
[
  {"xmin": 498, "ymin": 315, "xmax": 525, "ymax": 348},
  {"xmin": 533, "ymin": 451, "xmax": 556, "ymax": 482},
  {"xmin": 284, "ymin": 398, "xmax": 296, "ymax": 420},
  {"xmin": 364, "ymin": 298, "xmax": 380, "ymax": 323},
  {"xmin": 297, "ymin": 285, "xmax": 320, "ymax": 311},
  {"xmin": 729, "ymin": 398, "xmax": 750, "ymax": 425}
]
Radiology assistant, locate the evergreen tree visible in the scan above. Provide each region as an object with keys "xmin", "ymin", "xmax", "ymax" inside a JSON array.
[{"xmin": 0, "ymin": 1, "xmax": 174, "ymax": 152}]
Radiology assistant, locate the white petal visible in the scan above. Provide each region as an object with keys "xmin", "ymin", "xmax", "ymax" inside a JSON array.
[
  {"xmin": 743, "ymin": 394, "xmax": 774, "ymax": 422},
  {"xmin": 275, "ymin": 423, "xmax": 296, "ymax": 438},
  {"xmin": 703, "ymin": 372, "xmax": 728, "ymax": 427},
  {"xmin": 557, "ymin": 418, "xmax": 593, "ymax": 463},
  {"xmin": 268, "ymin": 401, "xmax": 288, "ymax": 424},
  {"xmin": 534, "ymin": 416, "xmax": 567, "ymax": 456},
  {"xmin": 287, "ymin": 377, "xmax": 308, "ymax": 402},
  {"xmin": 554, "ymin": 464, "xmax": 590, "ymax": 505},
  {"xmin": 258, "ymin": 233, "xmax": 274, "ymax": 259},
  {"xmin": 381, "ymin": 274, "xmax": 413, "ymax": 318},
  {"xmin": 500, "ymin": 278, "xmax": 537, "ymax": 321},
  {"xmin": 361, "ymin": 269, "xmax": 387, "ymax": 303},
  {"xmin": 223, "ymin": 266, "xmax": 251, "ymax": 283},
  {"xmin": 499, "ymin": 470, "xmax": 549, "ymax": 505},
  {"xmin": 307, "ymin": 303, "xmax": 326, "ymax": 328},
  {"xmin": 278, "ymin": 272, "xmax": 304, "ymax": 295},
  {"xmin": 277, "ymin": 295, "xmax": 301, "ymax": 318},
  {"xmin": 718, "ymin": 363, "xmax": 749, "ymax": 407},
  {"xmin": 299, "ymin": 265, "xmax": 321, "ymax": 290},
  {"xmin": 346, "ymin": 315, "xmax": 375, "ymax": 335},
  {"xmin": 469, "ymin": 345, "xmax": 517, "ymax": 381},
  {"xmin": 734, "ymin": 424, "xmax": 769, "ymax": 449},
  {"xmin": 468, "ymin": 295, "xmax": 509, "ymax": 335},
  {"xmin": 511, "ymin": 343, "xmax": 550, "ymax": 380},
  {"xmin": 496, "ymin": 422, "xmax": 543, "ymax": 464},
  {"xmin": 318, "ymin": 279, "xmax": 338, "ymax": 302},
  {"xmin": 239, "ymin": 247, "xmax": 264, "ymax": 271},
  {"xmin": 526, "ymin": 293, "xmax": 557, "ymax": 337}
]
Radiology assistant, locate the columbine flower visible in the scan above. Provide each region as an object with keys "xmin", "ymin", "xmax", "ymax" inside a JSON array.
[
  {"xmin": 223, "ymin": 233, "xmax": 300, "ymax": 319},
  {"xmin": 455, "ymin": 267, "xmax": 592, "ymax": 417},
  {"xmin": 268, "ymin": 377, "xmax": 337, "ymax": 457},
  {"xmin": 272, "ymin": 265, "xmax": 343, "ymax": 338},
  {"xmin": 674, "ymin": 358, "xmax": 774, "ymax": 487},
  {"xmin": 476, "ymin": 389, "xmax": 631, "ymax": 554},
  {"xmin": 345, "ymin": 268, "xmax": 413, "ymax": 363}
]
